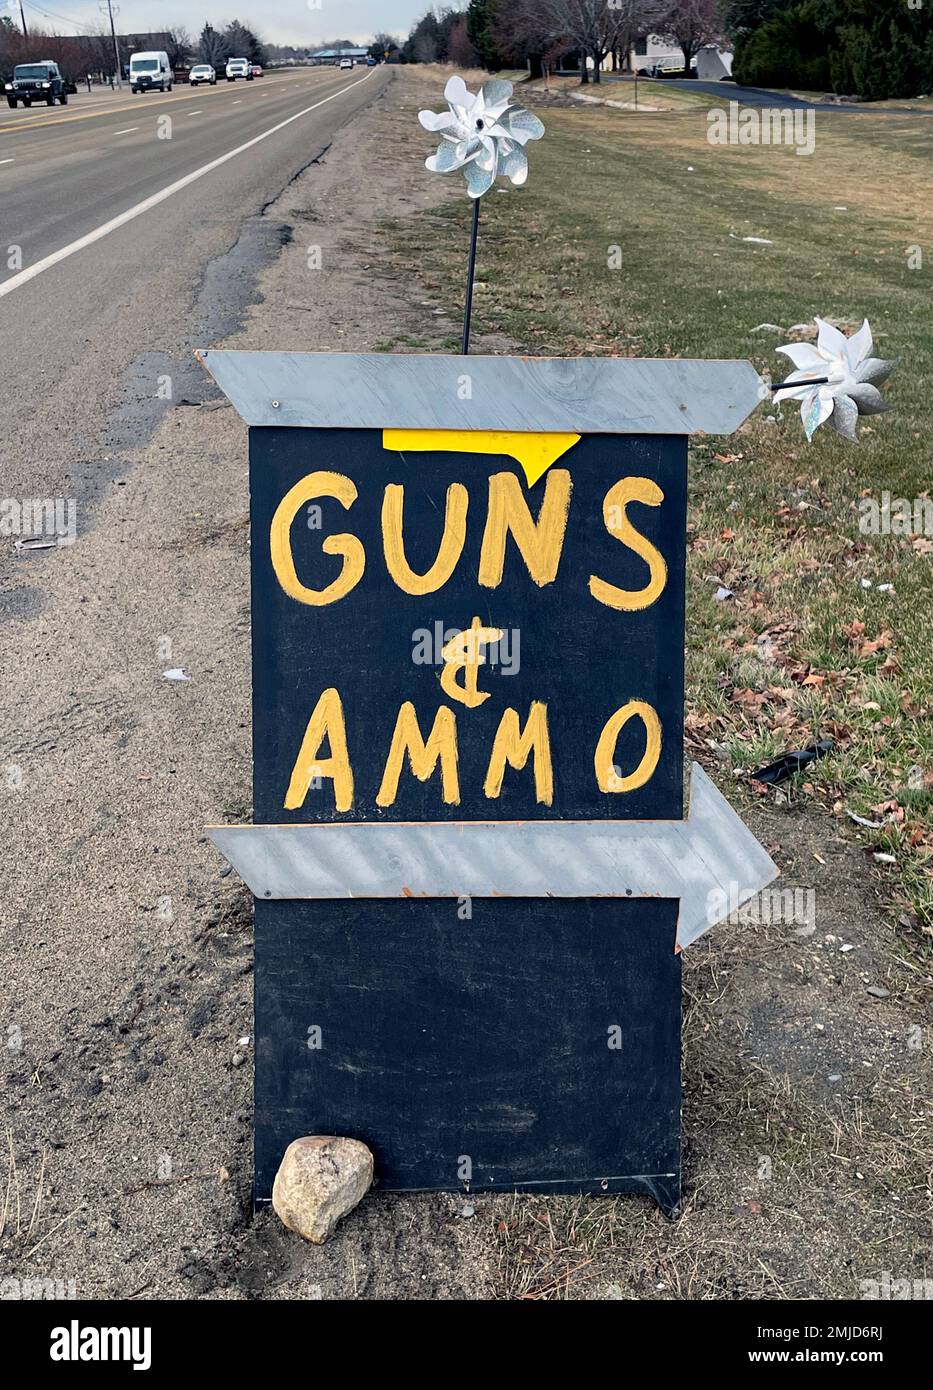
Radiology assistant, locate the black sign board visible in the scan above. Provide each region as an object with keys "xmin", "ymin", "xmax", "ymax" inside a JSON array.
[
  {"xmin": 249, "ymin": 427, "xmax": 686, "ymax": 825},
  {"xmin": 202, "ymin": 351, "xmax": 771, "ymax": 1216}
]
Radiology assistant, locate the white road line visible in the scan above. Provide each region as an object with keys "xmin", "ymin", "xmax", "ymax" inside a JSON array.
[
  {"xmin": 232, "ymin": 100, "xmax": 241, "ymax": 105},
  {"xmin": 189, "ymin": 110, "xmax": 202, "ymax": 115},
  {"xmin": 0, "ymin": 70, "xmax": 375, "ymax": 300},
  {"xmin": 114, "ymin": 127, "xmax": 139, "ymax": 135},
  {"xmin": 0, "ymin": 157, "xmax": 14, "ymax": 164}
]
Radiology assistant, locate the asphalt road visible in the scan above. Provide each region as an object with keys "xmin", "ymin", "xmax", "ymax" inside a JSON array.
[
  {"xmin": 607, "ymin": 73, "xmax": 933, "ymax": 114},
  {"xmin": 0, "ymin": 68, "xmax": 383, "ymax": 280},
  {"xmin": 0, "ymin": 65, "xmax": 389, "ymax": 508}
]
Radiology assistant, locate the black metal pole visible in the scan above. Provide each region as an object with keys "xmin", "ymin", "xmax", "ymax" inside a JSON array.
[
  {"xmin": 461, "ymin": 198, "xmax": 481, "ymax": 355},
  {"xmin": 771, "ymin": 375, "xmax": 828, "ymax": 391}
]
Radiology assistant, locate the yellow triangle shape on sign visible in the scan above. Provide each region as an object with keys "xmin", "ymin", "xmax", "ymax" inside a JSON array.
[{"xmin": 383, "ymin": 429, "xmax": 581, "ymax": 486}]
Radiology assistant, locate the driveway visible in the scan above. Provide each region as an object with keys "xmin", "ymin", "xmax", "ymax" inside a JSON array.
[{"xmin": 602, "ymin": 74, "xmax": 933, "ymax": 115}]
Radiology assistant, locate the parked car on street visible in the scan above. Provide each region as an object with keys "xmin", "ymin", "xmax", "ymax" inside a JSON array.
[
  {"xmin": 129, "ymin": 50, "xmax": 173, "ymax": 93},
  {"xmin": 189, "ymin": 64, "xmax": 216, "ymax": 86},
  {"xmin": 226, "ymin": 58, "xmax": 253, "ymax": 82},
  {"xmin": 5, "ymin": 61, "xmax": 68, "ymax": 107}
]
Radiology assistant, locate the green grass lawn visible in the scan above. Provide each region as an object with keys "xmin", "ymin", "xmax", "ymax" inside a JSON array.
[{"xmin": 390, "ymin": 95, "xmax": 933, "ymax": 938}]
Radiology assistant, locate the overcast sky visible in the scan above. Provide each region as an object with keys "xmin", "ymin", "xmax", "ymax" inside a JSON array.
[{"xmin": 13, "ymin": 0, "xmax": 429, "ymax": 46}]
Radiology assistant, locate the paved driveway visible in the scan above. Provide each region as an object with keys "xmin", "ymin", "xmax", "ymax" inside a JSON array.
[{"xmin": 601, "ymin": 74, "xmax": 933, "ymax": 115}]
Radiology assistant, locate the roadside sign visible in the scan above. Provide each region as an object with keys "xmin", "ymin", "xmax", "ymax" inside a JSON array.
[{"xmin": 200, "ymin": 351, "xmax": 776, "ymax": 1214}]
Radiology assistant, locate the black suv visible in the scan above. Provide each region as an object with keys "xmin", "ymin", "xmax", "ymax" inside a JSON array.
[{"xmin": 5, "ymin": 61, "xmax": 69, "ymax": 108}]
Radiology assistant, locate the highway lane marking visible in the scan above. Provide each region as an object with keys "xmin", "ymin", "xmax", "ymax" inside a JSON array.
[
  {"xmin": 0, "ymin": 157, "xmax": 13, "ymax": 164},
  {"xmin": 114, "ymin": 127, "xmax": 139, "ymax": 135},
  {"xmin": 189, "ymin": 111, "xmax": 202, "ymax": 115},
  {"xmin": 0, "ymin": 73, "xmax": 327, "ymax": 135},
  {"xmin": 0, "ymin": 69, "xmax": 377, "ymax": 300},
  {"xmin": 0, "ymin": 96, "xmax": 200, "ymax": 132}
]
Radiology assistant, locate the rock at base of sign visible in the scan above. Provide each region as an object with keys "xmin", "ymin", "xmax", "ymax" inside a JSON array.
[{"xmin": 272, "ymin": 1136, "xmax": 374, "ymax": 1244}]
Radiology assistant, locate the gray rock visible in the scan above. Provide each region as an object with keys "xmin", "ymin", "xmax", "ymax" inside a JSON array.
[{"xmin": 272, "ymin": 1136, "xmax": 373, "ymax": 1244}]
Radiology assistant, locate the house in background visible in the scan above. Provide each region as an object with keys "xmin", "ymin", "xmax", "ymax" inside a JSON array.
[
  {"xmin": 629, "ymin": 34, "xmax": 733, "ymax": 77},
  {"xmin": 554, "ymin": 35, "xmax": 733, "ymax": 79},
  {"xmin": 630, "ymin": 35, "xmax": 683, "ymax": 73},
  {"xmin": 308, "ymin": 47, "xmax": 369, "ymax": 67}
]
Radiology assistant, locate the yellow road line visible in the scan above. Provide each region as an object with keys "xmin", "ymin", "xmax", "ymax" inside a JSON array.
[
  {"xmin": 0, "ymin": 68, "xmax": 378, "ymax": 298},
  {"xmin": 0, "ymin": 73, "xmax": 324, "ymax": 137}
]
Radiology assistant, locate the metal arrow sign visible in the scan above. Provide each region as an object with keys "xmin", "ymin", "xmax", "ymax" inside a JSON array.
[
  {"xmin": 199, "ymin": 347, "xmax": 776, "ymax": 1208},
  {"xmin": 209, "ymin": 763, "xmax": 777, "ymax": 951}
]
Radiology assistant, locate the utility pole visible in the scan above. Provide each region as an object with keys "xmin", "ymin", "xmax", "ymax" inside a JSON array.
[
  {"xmin": 18, "ymin": 0, "xmax": 28, "ymax": 38},
  {"xmin": 100, "ymin": 0, "xmax": 122, "ymax": 88}
]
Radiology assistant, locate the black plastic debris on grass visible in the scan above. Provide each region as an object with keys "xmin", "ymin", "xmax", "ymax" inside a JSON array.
[{"xmin": 751, "ymin": 740, "xmax": 835, "ymax": 786}]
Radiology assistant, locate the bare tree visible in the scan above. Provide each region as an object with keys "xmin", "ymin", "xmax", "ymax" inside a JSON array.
[
  {"xmin": 369, "ymin": 32, "xmax": 401, "ymax": 61},
  {"xmin": 166, "ymin": 28, "xmax": 193, "ymax": 69},
  {"xmin": 448, "ymin": 16, "xmax": 480, "ymax": 68},
  {"xmin": 544, "ymin": 0, "xmax": 621, "ymax": 83},
  {"xmin": 607, "ymin": 0, "xmax": 671, "ymax": 72},
  {"xmin": 512, "ymin": 0, "xmax": 668, "ymax": 85},
  {"xmin": 493, "ymin": 0, "xmax": 553, "ymax": 78},
  {"xmin": 657, "ymin": 0, "xmax": 723, "ymax": 77}
]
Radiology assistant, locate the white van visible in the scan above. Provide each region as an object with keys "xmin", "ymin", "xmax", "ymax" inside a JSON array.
[{"xmin": 130, "ymin": 51, "xmax": 173, "ymax": 94}]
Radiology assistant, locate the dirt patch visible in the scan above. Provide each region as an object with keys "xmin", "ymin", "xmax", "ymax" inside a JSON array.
[{"xmin": 493, "ymin": 801, "xmax": 931, "ymax": 1300}]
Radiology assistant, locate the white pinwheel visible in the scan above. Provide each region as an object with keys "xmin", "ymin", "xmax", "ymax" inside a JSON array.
[
  {"xmin": 419, "ymin": 76, "xmax": 545, "ymax": 199},
  {"xmin": 773, "ymin": 317, "xmax": 896, "ymax": 442}
]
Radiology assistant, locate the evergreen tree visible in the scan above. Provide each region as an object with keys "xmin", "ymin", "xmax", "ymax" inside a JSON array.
[
  {"xmin": 723, "ymin": 0, "xmax": 795, "ymax": 45},
  {"xmin": 733, "ymin": 0, "xmax": 930, "ymax": 99},
  {"xmin": 733, "ymin": 1, "xmax": 831, "ymax": 90},
  {"xmin": 466, "ymin": 0, "xmax": 503, "ymax": 70},
  {"xmin": 198, "ymin": 24, "xmax": 229, "ymax": 67},
  {"xmin": 223, "ymin": 20, "xmax": 266, "ymax": 65}
]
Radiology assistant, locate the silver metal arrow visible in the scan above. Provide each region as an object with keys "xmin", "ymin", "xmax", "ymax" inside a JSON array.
[{"xmin": 208, "ymin": 764, "xmax": 777, "ymax": 951}]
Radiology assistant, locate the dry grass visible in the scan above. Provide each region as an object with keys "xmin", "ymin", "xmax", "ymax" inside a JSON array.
[
  {"xmin": 1, "ymin": 1131, "xmax": 54, "ymax": 1253},
  {"xmin": 388, "ymin": 88, "xmax": 933, "ymax": 937},
  {"xmin": 378, "ymin": 73, "xmax": 933, "ymax": 1298}
]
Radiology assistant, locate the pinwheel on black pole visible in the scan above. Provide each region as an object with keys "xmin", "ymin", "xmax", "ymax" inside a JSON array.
[
  {"xmin": 769, "ymin": 317, "xmax": 897, "ymax": 441},
  {"xmin": 419, "ymin": 76, "xmax": 545, "ymax": 354}
]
